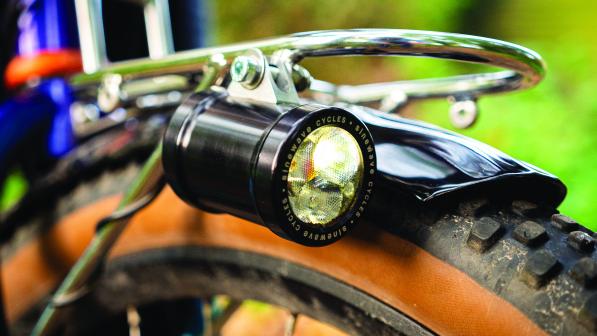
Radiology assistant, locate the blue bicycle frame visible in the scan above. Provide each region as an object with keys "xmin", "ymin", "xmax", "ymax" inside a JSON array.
[
  {"xmin": 0, "ymin": 0, "xmax": 79, "ymax": 177},
  {"xmin": 0, "ymin": 0, "xmax": 207, "ymax": 179}
]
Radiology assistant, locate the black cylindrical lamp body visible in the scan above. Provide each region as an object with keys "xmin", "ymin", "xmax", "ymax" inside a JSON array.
[{"xmin": 163, "ymin": 91, "xmax": 376, "ymax": 246}]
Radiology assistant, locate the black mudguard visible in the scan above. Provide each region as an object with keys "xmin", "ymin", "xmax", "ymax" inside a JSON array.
[{"xmin": 343, "ymin": 104, "xmax": 566, "ymax": 207}]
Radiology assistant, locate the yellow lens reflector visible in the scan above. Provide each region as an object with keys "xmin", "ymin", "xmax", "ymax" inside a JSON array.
[{"xmin": 287, "ymin": 126, "xmax": 363, "ymax": 225}]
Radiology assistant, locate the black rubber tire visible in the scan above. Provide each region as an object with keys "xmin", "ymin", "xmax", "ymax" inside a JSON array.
[
  {"xmin": 5, "ymin": 129, "xmax": 597, "ymax": 336},
  {"xmin": 7, "ymin": 163, "xmax": 431, "ymax": 336},
  {"xmin": 65, "ymin": 246, "xmax": 434, "ymax": 336},
  {"xmin": 369, "ymin": 185, "xmax": 597, "ymax": 336}
]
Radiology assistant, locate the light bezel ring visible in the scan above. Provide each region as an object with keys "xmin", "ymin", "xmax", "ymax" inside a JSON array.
[{"xmin": 253, "ymin": 105, "xmax": 376, "ymax": 246}]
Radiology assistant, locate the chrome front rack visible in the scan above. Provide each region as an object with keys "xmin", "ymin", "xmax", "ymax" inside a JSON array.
[{"xmin": 73, "ymin": 2, "xmax": 545, "ymax": 129}]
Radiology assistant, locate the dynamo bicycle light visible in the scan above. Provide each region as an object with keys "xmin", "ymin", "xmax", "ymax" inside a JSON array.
[{"xmin": 163, "ymin": 90, "xmax": 376, "ymax": 246}]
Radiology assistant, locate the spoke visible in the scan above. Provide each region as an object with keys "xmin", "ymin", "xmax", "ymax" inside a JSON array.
[
  {"xmin": 285, "ymin": 313, "xmax": 298, "ymax": 336},
  {"xmin": 127, "ymin": 305, "xmax": 141, "ymax": 336},
  {"xmin": 202, "ymin": 300, "xmax": 213, "ymax": 336},
  {"xmin": 211, "ymin": 297, "xmax": 241, "ymax": 336}
]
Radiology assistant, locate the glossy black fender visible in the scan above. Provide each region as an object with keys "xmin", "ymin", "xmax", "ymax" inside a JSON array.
[
  {"xmin": 341, "ymin": 104, "xmax": 566, "ymax": 207},
  {"xmin": 164, "ymin": 89, "xmax": 566, "ymax": 232}
]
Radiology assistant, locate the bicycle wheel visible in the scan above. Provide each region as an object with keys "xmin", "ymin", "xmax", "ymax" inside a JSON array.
[{"xmin": 2, "ymin": 130, "xmax": 596, "ymax": 336}]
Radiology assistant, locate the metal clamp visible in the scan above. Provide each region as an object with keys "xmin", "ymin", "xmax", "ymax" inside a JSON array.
[{"xmin": 227, "ymin": 49, "xmax": 301, "ymax": 105}]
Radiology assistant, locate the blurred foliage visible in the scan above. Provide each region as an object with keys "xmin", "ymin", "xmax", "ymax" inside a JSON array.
[
  {"xmin": 214, "ymin": 0, "xmax": 597, "ymax": 228},
  {"xmin": 0, "ymin": 171, "xmax": 27, "ymax": 213}
]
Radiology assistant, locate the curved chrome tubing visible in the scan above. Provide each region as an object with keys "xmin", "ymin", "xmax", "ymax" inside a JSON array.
[{"xmin": 71, "ymin": 29, "xmax": 545, "ymax": 100}]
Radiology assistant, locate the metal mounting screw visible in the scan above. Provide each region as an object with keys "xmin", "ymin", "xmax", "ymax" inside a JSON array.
[
  {"xmin": 380, "ymin": 90, "xmax": 408, "ymax": 113},
  {"xmin": 70, "ymin": 102, "xmax": 100, "ymax": 125},
  {"xmin": 98, "ymin": 74, "xmax": 123, "ymax": 112},
  {"xmin": 291, "ymin": 64, "xmax": 312, "ymax": 92},
  {"xmin": 227, "ymin": 48, "xmax": 300, "ymax": 104},
  {"xmin": 230, "ymin": 51, "xmax": 265, "ymax": 89},
  {"xmin": 449, "ymin": 96, "xmax": 478, "ymax": 129}
]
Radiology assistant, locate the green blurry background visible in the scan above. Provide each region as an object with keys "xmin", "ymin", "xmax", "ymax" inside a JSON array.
[{"xmin": 214, "ymin": 0, "xmax": 597, "ymax": 229}]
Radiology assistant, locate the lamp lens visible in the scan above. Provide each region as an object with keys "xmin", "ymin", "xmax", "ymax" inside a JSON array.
[{"xmin": 288, "ymin": 126, "xmax": 364, "ymax": 225}]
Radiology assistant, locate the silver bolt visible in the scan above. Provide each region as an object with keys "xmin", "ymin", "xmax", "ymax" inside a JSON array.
[
  {"xmin": 230, "ymin": 50, "xmax": 265, "ymax": 89},
  {"xmin": 98, "ymin": 74, "xmax": 123, "ymax": 112},
  {"xmin": 449, "ymin": 98, "xmax": 478, "ymax": 129},
  {"xmin": 291, "ymin": 64, "xmax": 313, "ymax": 92},
  {"xmin": 380, "ymin": 90, "xmax": 408, "ymax": 113},
  {"xmin": 70, "ymin": 102, "xmax": 100, "ymax": 124}
]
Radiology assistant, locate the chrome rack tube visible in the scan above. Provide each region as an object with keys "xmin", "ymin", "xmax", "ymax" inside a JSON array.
[
  {"xmin": 71, "ymin": 29, "xmax": 546, "ymax": 98},
  {"xmin": 311, "ymin": 71, "xmax": 517, "ymax": 104},
  {"xmin": 31, "ymin": 144, "xmax": 165, "ymax": 336}
]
